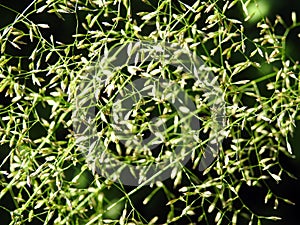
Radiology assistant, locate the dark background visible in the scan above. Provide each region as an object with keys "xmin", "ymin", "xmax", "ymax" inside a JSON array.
[{"xmin": 0, "ymin": 0, "xmax": 299, "ymax": 224}]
